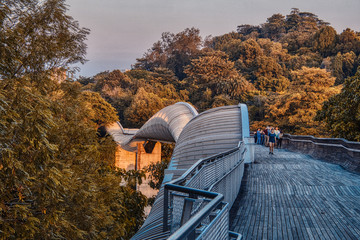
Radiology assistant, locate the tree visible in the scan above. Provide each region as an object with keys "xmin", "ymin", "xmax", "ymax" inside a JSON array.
[
  {"xmin": 281, "ymin": 9, "xmax": 328, "ymax": 53},
  {"xmin": 312, "ymin": 26, "xmax": 337, "ymax": 56},
  {"xmin": 80, "ymin": 91, "xmax": 119, "ymax": 127},
  {"xmin": 83, "ymin": 68, "xmax": 190, "ymax": 128},
  {"xmin": 257, "ymin": 38, "xmax": 290, "ymax": 64},
  {"xmin": 151, "ymin": 67, "xmax": 180, "ymax": 87},
  {"xmin": 316, "ymin": 68, "xmax": 360, "ymax": 141},
  {"xmin": 0, "ymin": 1, "xmax": 89, "ymax": 238},
  {"xmin": 264, "ymin": 67, "xmax": 340, "ymax": 135},
  {"xmin": 184, "ymin": 50, "xmax": 254, "ymax": 110},
  {"xmin": 336, "ymin": 28, "xmax": 360, "ymax": 54},
  {"xmin": 218, "ymin": 39, "xmax": 244, "ymax": 62},
  {"xmin": 185, "ymin": 51, "xmax": 239, "ymax": 90},
  {"xmin": 0, "ymin": 0, "xmax": 89, "ymax": 87},
  {"xmin": 235, "ymin": 39, "xmax": 263, "ymax": 73},
  {"xmin": 94, "ymin": 70, "xmax": 132, "ymax": 93},
  {"xmin": 145, "ymin": 161, "xmax": 168, "ymax": 190},
  {"xmin": 220, "ymin": 38, "xmax": 290, "ymax": 93},
  {"xmin": 253, "ymin": 56, "xmax": 289, "ymax": 92},
  {"xmin": 332, "ymin": 51, "xmax": 358, "ymax": 84},
  {"xmin": 124, "ymin": 87, "xmax": 165, "ymax": 127},
  {"xmin": 135, "ymin": 28, "xmax": 202, "ymax": 79},
  {"xmin": 0, "ymin": 79, "xmax": 66, "ymax": 239},
  {"xmin": 47, "ymin": 81, "xmax": 147, "ymax": 239},
  {"xmin": 261, "ymin": 13, "xmax": 286, "ymax": 40},
  {"xmin": 285, "ymin": 9, "xmax": 326, "ymax": 33},
  {"xmin": 205, "ymin": 32, "xmax": 243, "ymax": 51},
  {"xmin": 237, "ymin": 24, "xmax": 261, "ymax": 36},
  {"xmin": 285, "ymin": 8, "xmax": 301, "ymax": 31},
  {"xmin": 288, "ymin": 49, "xmax": 323, "ymax": 70},
  {"xmin": 0, "ymin": 1, "xmax": 147, "ymax": 239}
]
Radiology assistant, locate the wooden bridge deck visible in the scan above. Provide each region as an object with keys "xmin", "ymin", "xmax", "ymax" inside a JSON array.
[{"xmin": 230, "ymin": 145, "xmax": 360, "ymax": 240}]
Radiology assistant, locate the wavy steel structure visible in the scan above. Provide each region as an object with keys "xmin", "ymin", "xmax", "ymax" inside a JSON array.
[
  {"xmin": 169, "ymin": 105, "xmax": 243, "ymax": 172},
  {"xmin": 131, "ymin": 103, "xmax": 250, "ymax": 239},
  {"xmin": 106, "ymin": 102, "xmax": 198, "ymax": 152}
]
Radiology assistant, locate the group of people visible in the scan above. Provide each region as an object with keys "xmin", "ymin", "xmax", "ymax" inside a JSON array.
[{"xmin": 254, "ymin": 126, "xmax": 283, "ymax": 154}]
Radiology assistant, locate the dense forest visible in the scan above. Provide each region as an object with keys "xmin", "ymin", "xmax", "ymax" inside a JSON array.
[
  {"xmin": 0, "ymin": 1, "xmax": 147, "ymax": 239},
  {"xmin": 1, "ymin": 1, "xmax": 360, "ymax": 239},
  {"xmin": 81, "ymin": 8, "xmax": 360, "ymax": 140}
]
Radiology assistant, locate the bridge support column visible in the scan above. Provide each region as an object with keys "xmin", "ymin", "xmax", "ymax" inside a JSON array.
[
  {"xmin": 239, "ymin": 103, "xmax": 254, "ymax": 163},
  {"xmin": 243, "ymin": 137, "xmax": 255, "ymax": 163}
]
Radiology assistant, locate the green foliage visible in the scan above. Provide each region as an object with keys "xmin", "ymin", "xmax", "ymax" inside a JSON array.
[
  {"xmin": 123, "ymin": 87, "xmax": 165, "ymax": 128},
  {"xmin": 184, "ymin": 50, "xmax": 254, "ymax": 111},
  {"xmin": 0, "ymin": 77, "xmax": 148, "ymax": 239},
  {"xmin": 81, "ymin": 68, "xmax": 189, "ymax": 127},
  {"xmin": 317, "ymin": 68, "xmax": 360, "ymax": 141},
  {"xmin": 336, "ymin": 28, "xmax": 360, "ymax": 54},
  {"xmin": 144, "ymin": 143, "xmax": 173, "ymax": 190},
  {"xmin": 0, "ymin": 81, "xmax": 62, "ymax": 239},
  {"xmin": 261, "ymin": 14, "xmax": 286, "ymax": 41},
  {"xmin": 0, "ymin": 0, "xmax": 89, "ymax": 83},
  {"xmin": 145, "ymin": 161, "xmax": 168, "ymax": 190},
  {"xmin": 135, "ymin": 28, "xmax": 202, "ymax": 79},
  {"xmin": 312, "ymin": 26, "xmax": 337, "ymax": 56},
  {"xmin": 117, "ymin": 169, "xmax": 147, "ymax": 190},
  {"xmin": 80, "ymin": 91, "xmax": 119, "ymax": 126},
  {"xmin": 83, "ymin": 8, "xmax": 360, "ymax": 143},
  {"xmin": 0, "ymin": 1, "xmax": 147, "ymax": 239},
  {"xmin": 263, "ymin": 67, "xmax": 340, "ymax": 136},
  {"xmin": 332, "ymin": 51, "xmax": 358, "ymax": 84}
]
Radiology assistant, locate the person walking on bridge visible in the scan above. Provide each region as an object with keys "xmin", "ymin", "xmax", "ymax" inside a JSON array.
[
  {"xmin": 256, "ymin": 128, "xmax": 261, "ymax": 144},
  {"xmin": 264, "ymin": 127, "xmax": 269, "ymax": 146},
  {"xmin": 268, "ymin": 128, "xmax": 276, "ymax": 154}
]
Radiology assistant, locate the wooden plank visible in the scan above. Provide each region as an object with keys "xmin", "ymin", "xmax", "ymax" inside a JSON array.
[{"xmin": 230, "ymin": 144, "xmax": 360, "ymax": 240}]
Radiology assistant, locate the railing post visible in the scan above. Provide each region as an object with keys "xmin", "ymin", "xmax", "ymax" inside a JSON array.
[{"xmin": 163, "ymin": 186, "xmax": 169, "ymax": 232}]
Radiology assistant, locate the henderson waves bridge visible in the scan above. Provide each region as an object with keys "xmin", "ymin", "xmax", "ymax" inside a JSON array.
[{"xmin": 106, "ymin": 102, "xmax": 360, "ymax": 240}]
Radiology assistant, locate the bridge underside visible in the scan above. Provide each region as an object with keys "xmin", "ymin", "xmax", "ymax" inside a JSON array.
[{"xmin": 230, "ymin": 144, "xmax": 360, "ymax": 240}]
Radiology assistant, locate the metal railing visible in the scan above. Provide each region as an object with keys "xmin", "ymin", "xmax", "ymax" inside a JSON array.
[
  {"xmin": 163, "ymin": 142, "xmax": 246, "ymax": 239},
  {"xmin": 282, "ymin": 134, "xmax": 360, "ymax": 173}
]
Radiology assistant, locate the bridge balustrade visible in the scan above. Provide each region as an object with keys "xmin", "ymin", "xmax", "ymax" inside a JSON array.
[
  {"xmin": 282, "ymin": 134, "xmax": 360, "ymax": 172},
  {"xmin": 163, "ymin": 142, "xmax": 246, "ymax": 240}
]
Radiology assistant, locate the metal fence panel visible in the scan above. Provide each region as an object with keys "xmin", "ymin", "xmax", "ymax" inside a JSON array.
[{"xmin": 164, "ymin": 143, "xmax": 246, "ymax": 239}]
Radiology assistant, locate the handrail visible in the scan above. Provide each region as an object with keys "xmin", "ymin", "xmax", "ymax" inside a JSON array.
[
  {"xmin": 208, "ymin": 154, "xmax": 245, "ymax": 192},
  {"xmin": 283, "ymin": 133, "xmax": 360, "ymax": 150},
  {"xmin": 229, "ymin": 231, "xmax": 242, "ymax": 240},
  {"xmin": 282, "ymin": 133, "xmax": 360, "ymax": 173},
  {"xmin": 165, "ymin": 185, "xmax": 224, "ymax": 239},
  {"xmin": 116, "ymin": 121, "xmax": 125, "ymax": 134},
  {"xmin": 163, "ymin": 142, "xmax": 245, "ymax": 238},
  {"xmin": 169, "ymin": 145, "xmax": 242, "ymax": 187}
]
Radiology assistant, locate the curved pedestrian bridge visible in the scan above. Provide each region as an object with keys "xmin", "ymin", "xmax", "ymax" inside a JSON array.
[
  {"xmin": 107, "ymin": 102, "xmax": 360, "ymax": 239},
  {"xmin": 230, "ymin": 144, "xmax": 360, "ymax": 240}
]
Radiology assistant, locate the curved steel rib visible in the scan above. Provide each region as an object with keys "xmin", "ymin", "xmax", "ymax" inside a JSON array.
[{"xmin": 106, "ymin": 102, "xmax": 198, "ymax": 151}]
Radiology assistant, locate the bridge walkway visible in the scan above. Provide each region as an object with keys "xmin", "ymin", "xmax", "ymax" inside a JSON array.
[{"xmin": 230, "ymin": 144, "xmax": 360, "ymax": 240}]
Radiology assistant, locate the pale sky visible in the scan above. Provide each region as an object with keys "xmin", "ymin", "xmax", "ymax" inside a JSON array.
[{"xmin": 66, "ymin": 0, "xmax": 360, "ymax": 77}]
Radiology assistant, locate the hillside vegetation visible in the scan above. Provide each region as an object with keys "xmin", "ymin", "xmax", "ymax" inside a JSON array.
[{"xmin": 81, "ymin": 8, "xmax": 360, "ymax": 139}]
